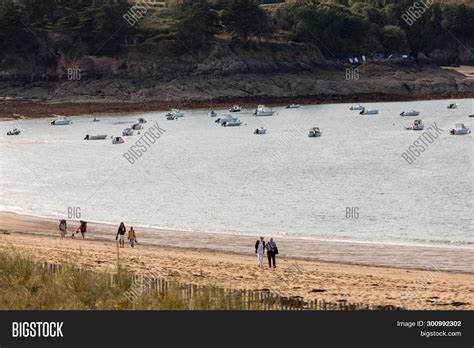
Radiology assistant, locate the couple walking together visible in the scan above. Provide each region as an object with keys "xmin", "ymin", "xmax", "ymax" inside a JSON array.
[{"xmin": 255, "ymin": 237, "xmax": 278, "ymax": 269}]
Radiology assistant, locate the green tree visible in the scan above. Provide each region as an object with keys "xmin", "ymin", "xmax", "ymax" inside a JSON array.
[
  {"xmin": 175, "ymin": 1, "xmax": 220, "ymax": 51},
  {"xmin": 221, "ymin": 0, "xmax": 270, "ymax": 40},
  {"xmin": 381, "ymin": 25, "xmax": 408, "ymax": 54}
]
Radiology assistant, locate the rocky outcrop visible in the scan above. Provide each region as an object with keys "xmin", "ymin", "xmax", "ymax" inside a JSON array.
[{"xmin": 0, "ymin": 41, "xmax": 472, "ymax": 105}]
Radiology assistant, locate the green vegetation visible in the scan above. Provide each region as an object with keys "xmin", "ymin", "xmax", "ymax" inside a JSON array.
[
  {"xmin": 0, "ymin": 0, "xmax": 472, "ymax": 62},
  {"xmin": 0, "ymin": 251, "xmax": 251, "ymax": 310}
]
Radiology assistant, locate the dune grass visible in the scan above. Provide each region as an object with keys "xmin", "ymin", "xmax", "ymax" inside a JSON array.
[{"xmin": 0, "ymin": 251, "xmax": 249, "ymax": 310}]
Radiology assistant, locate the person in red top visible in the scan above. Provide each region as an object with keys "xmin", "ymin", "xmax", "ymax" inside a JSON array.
[{"xmin": 75, "ymin": 221, "xmax": 87, "ymax": 239}]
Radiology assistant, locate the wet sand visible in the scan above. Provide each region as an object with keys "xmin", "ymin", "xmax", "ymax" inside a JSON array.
[{"xmin": 0, "ymin": 212, "xmax": 472, "ymax": 310}]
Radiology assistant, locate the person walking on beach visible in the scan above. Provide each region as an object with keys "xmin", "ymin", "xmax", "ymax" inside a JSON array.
[
  {"xmin": 128, "ymin": 227, "xmax": 137, "ymax": 248},
  {"xmin": 58, "ymin": 219, "xmax": 67, "ymax": 238},
  {"xmin": 255, "ymin": 237, "xmax": 265, "ymax": 269},
  {"xmin": 265, "ymin": 238, "xmax": 278, "ymax": 268},
  {"xmin": 75, "ymin": 221, "xmax": 87, "ymax": 239},
  {"xmin": 116, "ymin": 222, "xmax": 126, "ymax": 248}
]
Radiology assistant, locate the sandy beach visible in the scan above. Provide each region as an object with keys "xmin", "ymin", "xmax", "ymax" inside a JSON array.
[{"xmin": 0, "ymin": 212, "xmax": 472, "ymax": 310}]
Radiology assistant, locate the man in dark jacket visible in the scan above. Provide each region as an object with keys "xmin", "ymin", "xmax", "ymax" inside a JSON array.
[{"xmin": 265, "ymin": 238, "xmax": 278, "ymax": 268}]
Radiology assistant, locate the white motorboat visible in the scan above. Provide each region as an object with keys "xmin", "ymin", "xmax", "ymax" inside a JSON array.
[
  {"xmin": 447, "ymin": 103, "xmax": 457, "ymax": 109},
  {"xmin": 400, "ymin": 110, "xmax": 420, "ymax": 116},
  {"xmin": 122, "ymin": 128, "xmax": 134, "ymax": 136},
  {"xmin": 359, "ymin": 108, "xmax": 378, "ymax": 115},
  {"xmin": 229, "ymin": 105, "xmax": 241, "ymax": 113},
  {"xmin": 215, "ymin": 114, "xmax": 238, "ymax": 124},
  {"xmin": 222, "ymin": 118, "xmax": 242, "ymax": 127},
  {"xmin": 166, "ymin": 109, "xmax": 184, "ymax": 118},
  {"xmin": 450, "ymin": 123, "xmax": 470, "ymax": 135},
  {"xmin": 84, "ymin": 134, "xmax": 107, "ymax": 140},
  {"xmin": 405, "ymin": 119, "xmax": 424, "ymax": 131},
  {"xmin": 51, "ymin": 115, "xmax": 72, "ymax": 125},
  {"xmin": 137, "ymin": 117, "xmax": 147, "ymax": 124},
  {"xmin": 254, "ymin": 105, "xmax": 275, "ymax": 116},
  {"xmin": 286, "ymin": 104, "xmax": 300, "ymax": 109},
  {"xmin": 308, "ymin": 127, "xmax": 322, "ymax": 137},
  {"xmin": 254, "ymin": 127, "xmax": 267, "ymax": 134},
  {"xmin": 112, "ymin": 136, "xmax": 125, "ymax": 144},
  {"xmin": 350, "ymin": 104, "xmax": 365, "ymax": 111},
  {"xmin": 208, "ymin": 110, "xmax": 217, "ymax": 117},
  {"xmin": 7, "ymin": 128, "xmax": 20, "ymax": 135},
  {"xmin": 131, "ymin": 123, "xmax": 143, "ymax": 130}
]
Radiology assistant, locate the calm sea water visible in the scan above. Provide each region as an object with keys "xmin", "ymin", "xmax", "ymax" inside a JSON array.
[{"xmin": 1, "ymin": 99, "xmax": 473, "ymax": 247}]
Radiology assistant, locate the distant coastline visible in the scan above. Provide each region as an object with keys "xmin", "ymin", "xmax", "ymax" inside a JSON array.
[{"xmin": 1, "ymin": 91, "xmax": 473, "ymax": 120}]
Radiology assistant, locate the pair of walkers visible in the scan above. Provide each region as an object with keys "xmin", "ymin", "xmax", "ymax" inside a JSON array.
[
  {"xmin": 116, "ymin": 222, "xmax": 137, "ymax": 248},
  {"xmin": 58, "ymin": 220, "xmax": 87, "ymax": 239},
  {"xmin": 255, "ymin": 237, "xmax": 278, "ymax": 269}
]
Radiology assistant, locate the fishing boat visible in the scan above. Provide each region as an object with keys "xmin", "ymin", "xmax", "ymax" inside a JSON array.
[
  {"xmin": 400, "ymin": 110, "xmax": 420, "ymax": 116},
  {"xmin": 254, "ymin": 105, "xmax": 275, "ymax": 116},
  {"xmin": 447, "ymin": 103, "xmax": 457, "ymax": 109},
  {"xmin": 229, "ymin": 105, "xmax": 241, "ymax": 113},
  {"xmin": 122, "ymin": 128, "xmax": 134, "ymax": 136},
  {"xmin": 286, "ymin": 104, "xmax": 300, "ymax": 109},
  {"xmin": 359, "ymin": 108, "xmax": 378, "ymax": 115},
  {"xmin": 137, "ymin": 117, "xmax": 147, "ymax": 124},
  {"xmin": 215, "ymin": 114, "xmax": 238, "ymax": 124},
  {"xmin": 450, "ymin": 123, "xmax": 471, "ymax": 135},
  {"xmin": 254, "ymin": 127, "xmax": 267, "ymax": 134},
  {"xmin": 308, "ymin": 127, "xmax": 322, "ymax": 137},
  {"xmin": 404, "ymin": 119, "xmax": 424, "ymax": 131},
  {"xmin": 112, "ymin": 136, "xmax": 125, "ymax": 144},
  {"xmin": 84, "ymin": 134, "xmax": 107, "ymax": 140},
  {"xmin": 7, "ymin": 128, "xmax": 20, "ymax": 135},
  {"xmin": 131, "ymin": 123, "xmax": 143, "ymax": 130},
  {"xmin": 51, "ymin": 115, "xmax": 72, "ymax": 125},
  {"xmin": 221, "ymin": 118, "xmax": 242, "ymax": 127},
  {"xmin": 166, "ymin": 109, "xmax": 184, "ymax": 118},
  {"xmin": 208, "ymin": 110, "xmax": 217, "ymax": 117},
  {"xmin": 350, "ymin": 104, "xmax": 365, "ymax": 110}
]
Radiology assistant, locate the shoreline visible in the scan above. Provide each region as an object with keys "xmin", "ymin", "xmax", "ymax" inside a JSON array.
[
  {"xmin": 1, "ymin": 92, "xmax": 473, "ymax": 120},
  {"xmin": 1, "ymin": 212, "xmax": 473, "ymax": 310},
  {"xmin": 1, "ymin": 211, "xmax": 473, "ymax": 274}
]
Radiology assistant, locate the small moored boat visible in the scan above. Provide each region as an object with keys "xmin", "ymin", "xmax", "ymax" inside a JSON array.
[
  {"xmin": 208, "ymin": 110, "xmax": 217, "ymax": 117},
  {"xmin": 131, "ymin": 123, "xmax": 143, "ymax": 130},
  {"xmin": 254, "ymin": 105, "xmax": 275, "ymax": 116},
  {"xmin": 254, "ymin": 127, "xmax": 267, "ymax": 134},
  {"xmin": 308, "ymin": 127, "xmax": 322, "ymax": 137},
  {"xmin": 7, "ymin": 128, "xmax": 20, "ymax": 135},
  {"xmin": 84, "ymin": 134, "xmax": 107, "ymax": 140},
  {"xmin": 400, "ymin": 110, "xmax": 420, "ymax": 116},
  {"xmin": 51, "ymin": 115, "xmax": 72, "ymax": 125},
  {"xmin": 222, "ymin": 118, "xmax": 242, "ymax": 127},
  {"xmin": 112, "ymin": 136, "xmax": 125, "ymax": 144},
  {"xmin": 405, "ymin": 119, "xmax": 424, "ymax": 131},
  {"xmin": 166, "ymin": 114, "xmax": 176, "ymax": 120},
  {"xmin": 359, "ymin": 108, "xmax": 378, "ymax": 115},
  {"xmin": 350, "ymin": 104, "xmax": 365, "ymax": 111},
  {"xmin": 286, "ymin": 104, "xmax": 300, "ymax": 109},
  {"xmin": 122, "ymin": 128, "xmax": 134, "ymax": 136},
  {"xmin": 137, "ymin": 117, "xmax": 147, "ymax": 124},
  {"xmin": 447, "ymin": 103, "xmax": 457, "ymax": 109},
  {"xmin": 92, "ymin": 117, "xmax": 100, "ymax": 122},
  {"xmin": 229, "ymin": 105, "xmax": 241, "ymax": 113},
  {"xmin": 166, "ymin": 109, "xmax": 184, "ymax": 118},
  {"xmin": 450, "ymin": 123, "xmax": 470, "ymax": 135}
]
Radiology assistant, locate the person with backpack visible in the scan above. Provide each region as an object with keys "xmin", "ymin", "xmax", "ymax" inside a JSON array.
[
  {"xmin": 255, "ymin": 237, "xmax": 265, "ymax": 269},
  {"xmin": 58, "ymin": 219, "xmax": 67, "ymax": 238},
  {"xmin": 265, "ymin": 238, "xmax": 278, "ymax": 268},
  {"xmin": 116, "ymin": 222, "xmax": 126, "ymax": 248},
  {"xmin": 128, "ymin": 227, "xmax": 137, "ymax": 248}
]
